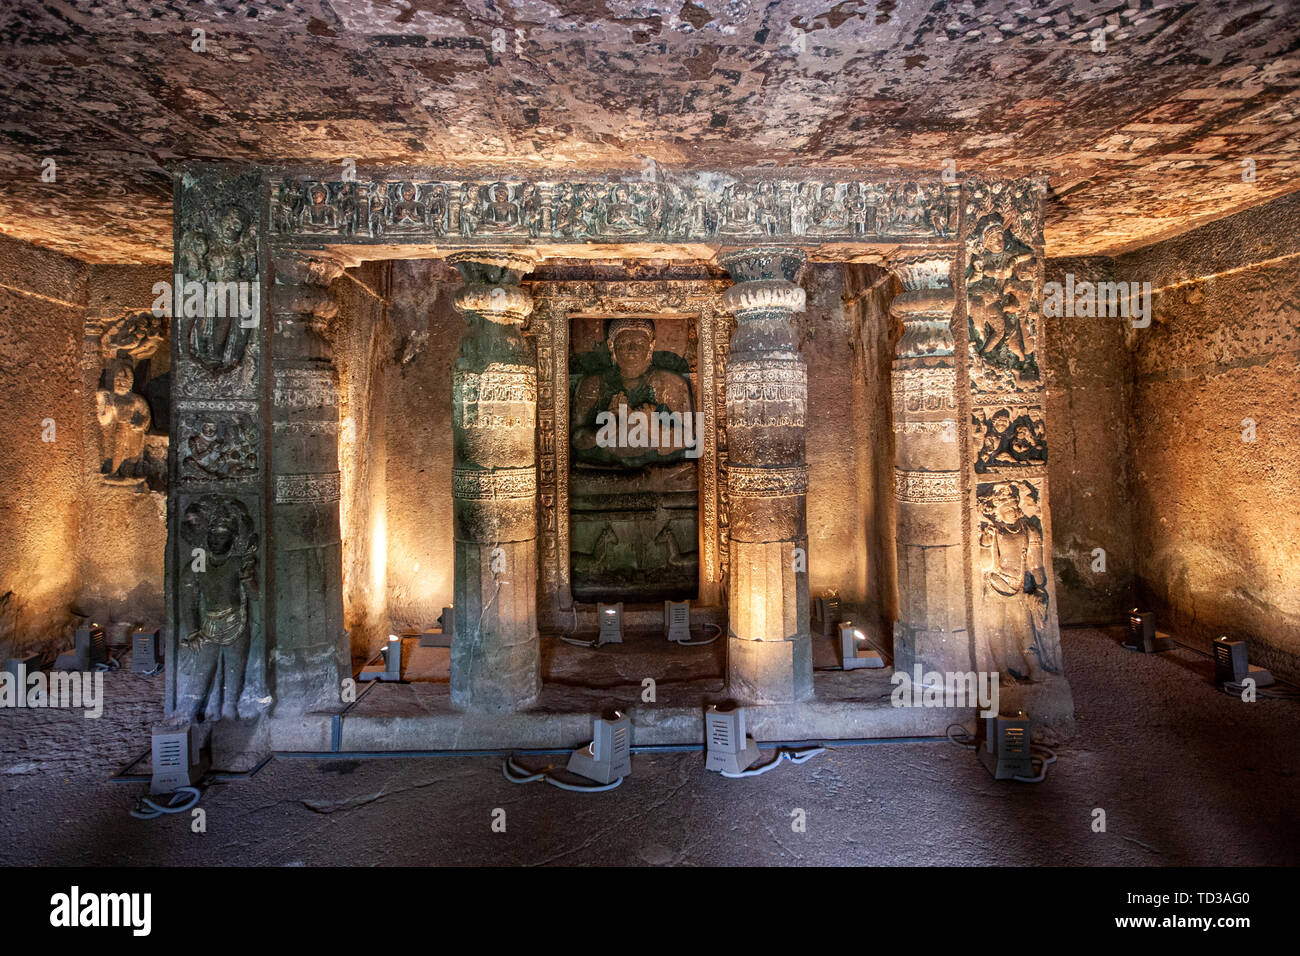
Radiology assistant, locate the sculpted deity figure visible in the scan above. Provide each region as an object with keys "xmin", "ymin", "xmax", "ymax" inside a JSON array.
[
  {"xmin": 967, "ymin": 218, "xmax": 1035, "ymax": 366},
  {"xmin": 808, "ymin": 183, "xmax": 846, "ymax": 232},
  {"xmin": 300, "ymin": 184, "xmax": 336, "ymax": 231},
  {"xmin": 476, "ymin": 182, "xmax": 520, "ymax": 233},
  {"xmin": 601, "ymin": 184, "xmax": 644, "ymax": 235},
  {"xmin": 392, "ymin": 181, "xmax": 427, "ymax": 228},
  {"xmin": 365, "ymin": 183, "xmax": 387, "ymax": 238},
  {"xmin": 889, "ymin": 182, "xmax": 932, "ymax": 233},
  {"xmin": 979, "ymin": 482, "xmax": 1058, "ymax": 679},
  {"xmin": 718, "ymin": 183, "xmax": 759, "ymax": 236},
  {"xmin": 178, "ymin": 496, "xmax": 266, "ymax": 722},
  {"xmin": 571, "ymin": 318, "xmax": 694, "ymax": 467},
  {"xmin": 96, "ymin": 357, "xmax": 151, "ymax": 483},
  {"xmin": 188, "ymin": 203, "xmax": 257, "ymax": 373}
]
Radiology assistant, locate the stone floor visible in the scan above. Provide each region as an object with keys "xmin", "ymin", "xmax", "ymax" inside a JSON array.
[{"xmin": 2, "ymin": 626, "xmax": 1298, "ymax": 866}]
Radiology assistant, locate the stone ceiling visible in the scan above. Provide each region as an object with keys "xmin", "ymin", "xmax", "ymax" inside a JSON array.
[{"xmin": 1, "ymin": 0, "xmax": 1298, "ymax": 264}]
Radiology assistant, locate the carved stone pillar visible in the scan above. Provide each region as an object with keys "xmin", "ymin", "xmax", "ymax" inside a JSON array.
[
  {"xmin": 962, "ymin": 179, "xmax": 1067, "ymax": 703},
  {"xmin": 887, "ymin": 252, "xmax": 971, "ymax": 676},
  {"xmin": 448, "ymin": 252, "xmax": 541, "ymax": 712},
  {"xmin": 268, "ymin": 251, "xmax": 349, "ymax": 714},
  {"xmin": 166, "ymin": 167, "xmax": 270, "ymax": 724},
  {"xmin": 719, "ymin": 247, "xmax": 813, "ymax": 704}
]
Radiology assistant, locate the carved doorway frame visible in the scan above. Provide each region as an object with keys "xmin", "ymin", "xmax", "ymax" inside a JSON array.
[{"xmin": 528, "ymin": 279, "xmax": 732, "ymax": 627}]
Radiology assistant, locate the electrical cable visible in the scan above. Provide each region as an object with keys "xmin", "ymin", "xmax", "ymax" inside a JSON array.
[
  {"xmin": 501, "ymin": 754, "xmax": 623, "ymax": 792},
  {"xmin": 721, "ymin": 745, "xmax": 825, "ymax": 778},
  {"xmin": 129, "ymin": 785, "xmax": 201, "ymax": 820},
  {"xmin": 674, "ymin": 622, "xmax": 721, "ymax": 646},
  {"xmin": 1012, "ymin": 746, "xmax": 1057, "ymax": 784},
  {"xmin": 945, "ymin": 723, "xmax": 978, "ymax": 749}
]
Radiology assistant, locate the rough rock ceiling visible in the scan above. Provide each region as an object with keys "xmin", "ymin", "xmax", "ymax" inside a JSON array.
[{"xmin": 1, "ymin": 0, "xmax": 1297, "ymax": 264}]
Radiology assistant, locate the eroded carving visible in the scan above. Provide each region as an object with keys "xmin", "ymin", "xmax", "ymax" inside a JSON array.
[
  {"xmin": 977, "ymin": 480, "xmax": 1061, "ymax": 680},
  {"xmin": 269, "ymin": 176, "xmax": 960, "ymax": 244},
  {"xmin": 176, "ymin": 495, "xmax": 267, "ymax": 722}
]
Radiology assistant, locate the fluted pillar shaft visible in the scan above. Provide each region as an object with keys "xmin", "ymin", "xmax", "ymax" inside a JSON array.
[
  {"xmin": 888, "ymin": 253, "xmax": 971, "ymax": 676},
  {"xmin": 448, "ymin": 252, "xmax": 540, "ymax": 712},
  {"xmin": 720, "ymin": 247, "xmax": 813, "ymax": 704}
]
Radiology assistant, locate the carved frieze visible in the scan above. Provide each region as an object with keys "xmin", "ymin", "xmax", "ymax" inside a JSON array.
[
  {"xmin": 452, "ymin": 466, "xmax": 538, "ymax": 501},
  {"xmin": 453, "ymin": 365, "xmax": 537, "ymax": 430},
  {"xmin": 175, "ymin": 169, "xmax": 262, "ymax": 400},
  {"xmin": 964, "ymin": 179, "xmax": 1045, "ymax": 394},
  {"xmin": 177, "ymin": 410, "xmax": 260, "ymax": 482},
  {"xmin": 273, "ymin": 472, "xmax": 341, "ymax": 504},
  {"xmin": 725, "ymin": 360, "xmax": 807, "ymax": 428},
  {"xmin": 892, "ymin": 367, "xmax": 959, "ymax": 414},
  {"xmin": 893, "ymin": 469, "xmax": 961, "ymax": 503},
  {"xmin": 273, "ymin": 367, "xmax": 339, "ymax": 410},
  {"xmin": 972, "ymin": 404, "xmax": 1047, "ymax": 474},
  {"xmin": 728, "ymin": 465, "xmax": 808, "ymax": 499},
  {"xmin": 270, "ymin": 175, "xmax": 959, "ymax": 245}
]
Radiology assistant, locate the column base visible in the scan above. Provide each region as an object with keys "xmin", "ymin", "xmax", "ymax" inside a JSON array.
[{"xmin": 727, "ymin": 633, "xmax": 813, "ymax": 704}]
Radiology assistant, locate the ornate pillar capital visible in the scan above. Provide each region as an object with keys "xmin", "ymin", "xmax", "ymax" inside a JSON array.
[
  {"xmin": 719, "ymin": 246, "xmax": 807, "ymax": 316},
  {"xmin": 447, "ymin": 250, "xmax": 535, "ymax": 322},
  {"xmin": 887, "ymin": 251, "xmax": 958, "ymax": 362}
]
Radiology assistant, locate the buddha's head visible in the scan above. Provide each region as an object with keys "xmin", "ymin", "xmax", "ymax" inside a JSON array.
[{"xmin": 606, "ymin": 318, "xmax": 656, "ymax": 380}]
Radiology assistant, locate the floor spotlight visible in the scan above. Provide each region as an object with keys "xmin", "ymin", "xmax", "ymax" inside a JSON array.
[
  {"xmin": 664, "ymin": 600, "xmax": 691, "ymax": 643},
  {"xmin": 1213, "ymin": 636, "xmax": 1274, "ymax": 687},
  {"xmin": 816, "ymin": 592, "xmax": 841, "ymax": 637},
  {"xmin": 131, "ymin": 628, "xmax": 162, "ymax": 674},
  {"xmin": 704, "ymin": 703, "xmax": 761, "ymax": 775},
  {"xmin": 977, "ymin": 711, "xmax": 1034, "ymax": 780},
  {"xmin": 150, "ymin": 723, "xmax": 206, "ymax": 795},
  {"xmin": 839, "ymin": 622, "xmax": 885, "ymax": 669},
  {"xmin": 566, "ymin": 711, "xmax": 632, "ymax": 784},
  {"xmin": 597, "ymin": 602, "xmax": 624, "ymax": 645},
  {"xmin": 420, "ymin": 606, "xmax": 454, "ymax": 647}
]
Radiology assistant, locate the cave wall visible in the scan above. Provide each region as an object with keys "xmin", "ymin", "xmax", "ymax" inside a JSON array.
[
  {"xmin": 1115, "ymin": 192, "xmax": 1300, "ymax": 680},
  {"xmin": 0, "ymin": 234, "xmax": 88, "ymax": 657},
  {"xmin": 1042, "ymin": 256, "xmax": 1138, "ymax": 626}
]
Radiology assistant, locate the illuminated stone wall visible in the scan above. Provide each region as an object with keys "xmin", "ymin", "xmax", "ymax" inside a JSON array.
[
  {"xmin": 0, "ymin": 235, "xmax": 87, "ymax": 657},
  {"xmin": 1117, "ymin": 192, "xmax": 1300, "ymax": 682}
]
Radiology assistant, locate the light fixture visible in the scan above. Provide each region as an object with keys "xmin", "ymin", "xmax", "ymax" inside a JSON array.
[
  {"xmin": 977, "ymin": 711, "xmax": 1034, "ymax": 780},
  {"xmin": 839, "ymin": 622, "xmax": 885, "ymax": 669},
  {"xmin": 131, "ymin": 628, "xmax": 162, "ymax": 674},
  {"xmin": 150, "ymin": 723, "xmax": 206, "ymax": 795},
  {"xmin": 383, "ymin": 635, "xmax": 402, "ymax": 678},
  {"xmin": 566, "ymin": 711, "xmax": 632, "ymax": 784},
  {"xmin": 1213, "ymin": 636, "xmax": 1274, "ymax": 687},
  {"xmin": 664, "ymin": 600, "xmax": 691, "ymax": 643},
  {"xmin": 597, "ymin": 602, "xmax": 624, "ymax": 645},
  {"xmin": 704, "ymin": 703, "xmax": 761, "ymax": 775},
  {"xmin": 816, "ymin": 592, "xmax": 841, "ymax": 637},
  {"xmin": 1124, "ymin": 608, "xmax": 1172, "ymax": 653},
  {"xmin": 55, "ymin": 624, "xmax": 106, "ymax": 672},
  {"xmin": 420, "ymin": 606, "xmax": 455, "ymax": 647},
  {"xmin": 359, "ymin": 635, "xmax": 404, "ymax": 682}
]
